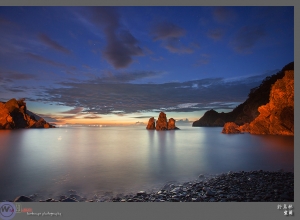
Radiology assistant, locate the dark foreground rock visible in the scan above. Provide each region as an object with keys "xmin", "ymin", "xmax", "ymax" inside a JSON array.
[
  {"xmin": 109, "ymin": 170, "xmax": 293, "ymax": 202},
  {"xmin": 11, "ymin": 170, "xmax": 293, "ymax": 202}
]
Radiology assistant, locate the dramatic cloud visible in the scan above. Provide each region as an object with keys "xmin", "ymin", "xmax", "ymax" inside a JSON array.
[
  {"xmin": 37, "ymin": 71, "xmax": 270, "ymax": 115},
  {"xmin": 80, "ymin": 7, "xmax": 144, "ymax": 69},
  {"xmin": 151, "ymin": 22, "xmax": 194, "ymax": 54},
  {"xmin": 230, "ymin": 26, "xmax": 266, "ymax": 53},
  {"xmin": 38, "ymin": 33, "xmax": 71, "ymax": 54},
  {"xmin": 103, "ymin": 30, "xmax": 143, "ymax": 68},
  {"xmin": 213, "ymin": 7, "xmax": 236, "ymax": 24}
]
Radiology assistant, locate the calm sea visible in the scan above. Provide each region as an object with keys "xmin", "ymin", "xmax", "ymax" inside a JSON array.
[{"xmin": 0, "ymin": 125, "xmax": 294, "ymax": 200}]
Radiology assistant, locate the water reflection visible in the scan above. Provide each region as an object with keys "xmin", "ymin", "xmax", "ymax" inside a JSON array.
[{"xmin": 0, "ymin": 126, "xmax": 294, "ymax": 200}]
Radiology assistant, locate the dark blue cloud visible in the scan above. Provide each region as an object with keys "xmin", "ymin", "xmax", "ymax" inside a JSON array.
[
  {"xmin": 151, "ymin": 22, "xmax": 195, "ymax": 54},
  {"xmin": 79, "ymin": 7, "xmax": 144, "ymax": 69},
  {"xmin": 230, "ymin": 25, "xmax": 266, "ymax": 53}
]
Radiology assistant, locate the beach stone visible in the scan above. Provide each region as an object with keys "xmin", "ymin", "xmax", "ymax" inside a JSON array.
[
  {"xmin": 137, "ymin": 191, "xmax": 147, "ymax": 196},
  {"xmin": 70, "ymin": 194, "xmax": 82, "ymax": 200},
  {"xmin": 61, "ymin": 197, "xmax": 78, "ymax": 202},
  {"xmin": 60, "ymin": 195, "xmax": 67, "ymax": 200},
  {"xmin": 206, "ymin": 190, "xmax": 215, "ymax": 196}
]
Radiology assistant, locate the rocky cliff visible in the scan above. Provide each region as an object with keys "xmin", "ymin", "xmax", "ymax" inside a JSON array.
[
  {"xmin": 146, "ymin": 112, "xmax": 179, "ymax": 130},
  {"xmin": 192, "ymin": 62, "xmax": 294, "ymax": 127},
  {"xmin": 0, "ymin": 98, "xmax": 55, "ymax": 129},
  {"xmin": 222, "ymin": 70, "xmax": 294, "ymax": 135}
]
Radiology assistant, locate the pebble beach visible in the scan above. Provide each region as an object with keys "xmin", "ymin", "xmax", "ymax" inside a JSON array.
[{"xmin": 12, "ymin": 170, "xmax": 294, "ymax": 202}]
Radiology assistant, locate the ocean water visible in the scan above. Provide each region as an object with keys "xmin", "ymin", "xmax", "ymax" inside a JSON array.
[{"xmin": 0, "ymin": 125, "xmax": 294, "ymax": 200}]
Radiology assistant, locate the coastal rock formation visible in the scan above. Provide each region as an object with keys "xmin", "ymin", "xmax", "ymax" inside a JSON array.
[
  {"xmin": 0, "ymin": 98, "xmax": 55, "ymax": 129},
  {"xmin": 247, "ymin": 70, "xmax": 294, "ymax": 135},
  {"xmin": 167, "ymin": 118, "xmax": 177, "ymax": 130},
  {"xmin": 193, "ymin": 62, "xmax": 294, "ymax": 127},
  {"xmin": 146, "ymin": 112, "xmax": 179, "ymax": 130},
  {"xmin": 192, "ymin": 109, "xmax": 228, "ymax": 127},
  {"xmin": 0, "ymin": 103, "xmax": 13, "ymax": 129},
  {"xmin": 156, "ymin": 112, "xmax": 168, "ymax": 130},
  {"xmin": 222, "ymin": 70, "xmax": 294, "ymax": 135},
  {"xmin": 222, "ymin": 122, "xmax": 241, "ymax": 134},
  {"xmin": 146, "ymin": 117, "xmax": 156, "ymax": 130}
]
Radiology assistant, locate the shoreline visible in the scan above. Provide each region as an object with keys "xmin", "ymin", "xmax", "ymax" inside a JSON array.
[{"xmin": 10, "ymin": 170, "xmax": 294, "ymax": 202}]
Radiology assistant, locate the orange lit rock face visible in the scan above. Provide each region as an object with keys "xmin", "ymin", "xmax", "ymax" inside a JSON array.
[
  {"xmin": 222, "ymin": 122, "xmax": 241, "ymax": 134},
  {"xmin": 0, "ymin": 102, "xmax": 14, "ymax": 129},
  {"xmin": 146, "ymin": 117, "xmax": 156, "ymax": 130},
  {"xmin": 167, "ymin": 118, "xmax": 176, "ymax": 130},
  {"xmin": 0, "ymin": 98, "xmax": 55, "ymax": 129},
  {"xmin": 31, "ymin": 118, "xmax": 52, "ymax": 129},
  {"xmin": 223, "ymin": 70, "xmax": 294, "ymax": 135},
  {"xmin": 156, "ymin": 112, "xmax": 168, "ymax": 130},
  {"xmin": 248, "ymin": 70, "xmax": 294, "ymax": 135}
]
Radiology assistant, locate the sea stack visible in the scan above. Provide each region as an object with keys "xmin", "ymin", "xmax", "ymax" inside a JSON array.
[
  {"xmin": 167, "ymin": 118, "xmax": 176, "ymax": 130},
  {"xmin": 156, "ymin": 112, "xmax": 168, "ymax": 130},
  {"xmin": 146, "ymin": 117, "xmax": 156, "ymax": 130},
  {"xmin": 146, "ymin": 112, "xmax": 179, "ymax": 130}
]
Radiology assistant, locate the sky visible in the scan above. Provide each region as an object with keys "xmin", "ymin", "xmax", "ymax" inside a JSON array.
[{"xmin": 0, "ymin": 6, "xmax": 294, "ymax": 125}]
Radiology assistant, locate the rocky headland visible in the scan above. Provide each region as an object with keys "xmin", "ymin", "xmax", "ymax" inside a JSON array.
[
  {"xmin": 222, "ymin": 70, "xmax": 294, "ymax": 135},
  {"xmin": 146, "ymin": 112, "xmax": 179, "ymax": 130},
  {"xmin": 192, "ymin": 62, "xmax": 294, "ymax": 136},
  {"xmin": 0, "ymin": 98, "xmax": 54, "ymax": 129}
]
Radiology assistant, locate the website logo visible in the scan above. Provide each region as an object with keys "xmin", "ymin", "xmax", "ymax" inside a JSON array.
[{"xmin": 0, "ymin": 202, "xmax": 16, "ymax": 220}]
